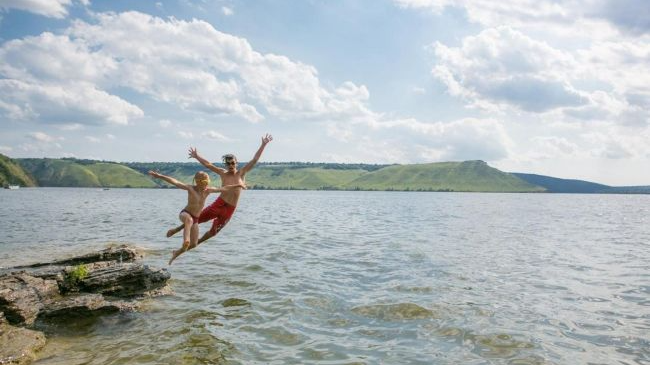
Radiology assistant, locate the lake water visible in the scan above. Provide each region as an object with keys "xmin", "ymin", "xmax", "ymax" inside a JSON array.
[{"xmin": 0, "ymin": 188, "xmax": 649, "ymax": 364}]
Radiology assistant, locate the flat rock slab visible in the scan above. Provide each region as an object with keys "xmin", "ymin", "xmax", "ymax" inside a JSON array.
[
  {"xmin": 14, "ymin": 245, "xmax": 143, "ymax": 269},
  {"xmin": 38, "ymin": 293, "xmax": 137, "ymax": 320},
  {"xmin": 0, "ymin": 274, "xmax": 60, "ymax": 326},
  {"xmin": 78, "ymin": 262, "xmax": 170, "ymax": 297},
  {"xmin": 0, "ymin": 322, "xmax": 46, "ymax": 365}
]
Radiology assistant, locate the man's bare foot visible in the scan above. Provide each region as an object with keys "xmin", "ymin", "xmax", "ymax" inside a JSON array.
[
  {"xmin": 166, "ymin": 229, "xmax": 176, "ymax": 238},
  {"xmin": 168, "ymin": 242, "xmax": 190, "ymax": 265},
  {"xmin": 168, "ymin": 249, "xmax": 181, "ymax": 265}
]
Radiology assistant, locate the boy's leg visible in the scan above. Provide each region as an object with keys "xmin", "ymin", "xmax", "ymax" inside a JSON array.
[
  {"xmin": 189, "ymin": 223, "xmax": 199, "ymax": 249},
  {"xmin": 169, "ymin": 213, "xmax": 192, "ymax": 265}
]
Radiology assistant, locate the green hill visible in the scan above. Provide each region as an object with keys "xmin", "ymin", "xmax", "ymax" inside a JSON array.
[
  {"xmin": 344, "ymin": 160, "xmax": 545, "ymax": 192},
  {"xmin": 18, "ymin": 158, "xmax": 156, "ymax": 188},
  {"xmin": 246, "ymin": 166, "xmax": 367, "ymax": 190},
  {"xmin": 0, "ymin": 154, "xmax": 37, "ymax": 187},
  {"xmin": 20, "ymin": 157, "xmax": 650, "ymax": 193}
]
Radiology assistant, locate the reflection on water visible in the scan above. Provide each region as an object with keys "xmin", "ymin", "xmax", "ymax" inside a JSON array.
[{"xmin": 1, "ymin": 188, "xmax": 649, "ymax": 364}]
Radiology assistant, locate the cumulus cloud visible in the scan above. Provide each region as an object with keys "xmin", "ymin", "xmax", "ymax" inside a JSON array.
[
  {"xmin": 432, "ymin": 27, "xmax": 587, "ymax": 113},
  {"xmin": 0, "ymin": 79, "xmax": 143, "ymax": 125},
  {"xmin": 0, "ymin": 0, "xmax": 72, "ymax": 19},
  {"xmin": 0, "ymin": 11, "xmax": 375, "ymax": 126}
]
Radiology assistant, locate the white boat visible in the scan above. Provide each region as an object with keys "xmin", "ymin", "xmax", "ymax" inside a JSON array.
[{"xmin": 5, "ymin": 185, "xmax": 19, "ymax": 190}]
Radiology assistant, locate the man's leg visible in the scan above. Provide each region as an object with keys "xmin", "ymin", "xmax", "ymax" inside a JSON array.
[{"xmin": 196, "ymin": 230, "xmax": 216, "ymax": 245}]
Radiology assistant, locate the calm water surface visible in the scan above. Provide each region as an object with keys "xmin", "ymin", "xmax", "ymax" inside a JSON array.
[{"xmin": 0, "ymin": 188, "xmax": 649, "ymax": 364}]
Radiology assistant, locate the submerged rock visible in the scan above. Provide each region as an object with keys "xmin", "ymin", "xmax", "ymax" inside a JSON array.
[
  {"xmin": 222, "ymin": 298, "xmax": 251, "ymax": 307},
  {"xmin": 351, "ymin": 302, "xmax": 439, "ymax": 321},
  {"xmin": 0, "ymin": 313, "xmax": 46, "ymax": 365},
  {"xmin": 38, "ymin": 294, "xmax": 137, "ymax": 320}
]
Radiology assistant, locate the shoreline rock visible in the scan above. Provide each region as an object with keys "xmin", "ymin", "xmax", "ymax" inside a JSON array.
[
  {"xmin": 0, "ymin": 312, "xmax": 46, "ymax": 365},
  {"xmin": 0, "ymin": 245, "xmax": 171, "ymax": 364}
]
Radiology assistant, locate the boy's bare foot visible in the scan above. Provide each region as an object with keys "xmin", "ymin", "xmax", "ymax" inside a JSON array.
[{"xmin": 166, "ymin": 229, "xmax": 176, "ymax": 238}]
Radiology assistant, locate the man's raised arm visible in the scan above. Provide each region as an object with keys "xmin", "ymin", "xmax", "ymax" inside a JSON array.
[
  {"xmin": 241, "ymin": 134, "xmax": 273, "ymax": 175},
  {"xmin": 188, "ymin": 147, "xmax": 225, "ymax": 176}
]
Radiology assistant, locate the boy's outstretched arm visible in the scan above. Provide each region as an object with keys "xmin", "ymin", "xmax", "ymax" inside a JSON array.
[
  {"xmin": 148, "ymin": 171, "xmax": 189, "ymax": 190},
  {"xmin": 188, "ymin": 147, "xmax": 226, "ymax": 176},
  {"xmin": 206, "ymin": 184, "xmax": 246, "ymax": 194},
  {"xmin": 240, "ymin": 134, "xmax": 273, "ymax": 176}
]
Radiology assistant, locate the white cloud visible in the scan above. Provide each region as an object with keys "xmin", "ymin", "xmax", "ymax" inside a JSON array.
[
  {"xmin": 330, "ymin": 116, "xmax": 514, "ymax": 163},
  {"xmin": 432, "ymin": 27, "xmax": 587, "ymax": 113},
  {"xmin": 394, "ymin": 0, "xmax": 650, "ymax": 36},
  {"xmin": 159, "ymin": 119, "xmax": 172, "ymax": 128},
  {"xmin": 202, "ymin": 130, "xmax": 229, "ymax": 141},
  {"xmin": 106, "ymin": 133, "xmax": 115, "ymax": 140},
  {"xmin": 0, "ymin": 145, "xmax": 13, "ymax": 152},
  {"xmin": 33, "ymin": 11, "xmax": 368, "ymax": 124},
  {"xmin": 85, "ymin": 136, "xmax": 100, "ymax": 143},
  {"xmin": 0, "ymin": 10, "xmax": 378, "ymax": 130},
  {"xmin": 178, "ymin": 131, "xmax": 193, "ymax": 139},
  {"xmin": 58, "ymin": 123, "xmax": 84, "ymax": 131},
  {"xmin": 0, "ymin": 79, "xmax": 143, "ymax": 125},
  {"xmin": 28, "ymin": 131, "xmax": 58, "ymax": 142},
  {"xmin": 222, "ymin": 6, "xmax": 233, "ymax": 16},
  {"xmin": 0, "ymin": 0, "xmax": 72, "ymax": 19}
]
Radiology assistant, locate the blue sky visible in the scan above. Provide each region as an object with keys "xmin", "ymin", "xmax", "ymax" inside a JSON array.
[{"xmin": 1, "ymin": 0, "xmax": 649, "ymax": 185}]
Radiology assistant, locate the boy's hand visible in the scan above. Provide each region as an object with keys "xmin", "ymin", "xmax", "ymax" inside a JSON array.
[
  {"xmin": 239, "ymin": 183, "xmax": 248, "ymax": 190},
  {"xmin": 261, "ymin": 134, "xmax": 273, "ymax": 146},
  {"xmin": 188, "ymin": 147, "xmax": 199, "ymax": 159},
  {"xmin": 148, "ymin": 170, "xmax": 161, "ymax": 178}
]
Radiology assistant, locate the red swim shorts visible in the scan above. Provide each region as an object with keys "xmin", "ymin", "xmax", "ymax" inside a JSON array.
[{"xmin": 199, "ymin": 197, "xmax": 236, "ymax": 235}]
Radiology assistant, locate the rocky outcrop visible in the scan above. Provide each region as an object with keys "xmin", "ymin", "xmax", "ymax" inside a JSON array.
[
  {"xmin": 0, "ymin": 245, "xmax": 170, "ymax": 364},
  {"xmin": 0, "ymin": 312, "xmax": 46, "ymax": 365},
  {"xmin": 0, "ymin": 274, "xmax": 60, "ymax": 326}
]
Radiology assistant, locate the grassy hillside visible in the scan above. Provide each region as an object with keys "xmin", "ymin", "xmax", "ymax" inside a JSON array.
[
  {"xmin": 0, "ymin": 154, "xmax": 37, "ymax": 187},
  {"xmin": 24, "ymin": 157, "xmax": 650, "ymax": 193},
  {"xmin": 246, "ymin": 166, "xmax": 367, "ymax": 189},
  {"xmin": 344, "ymin": 161, "xmax": 545, "ymax": 192},
  {"xmin": 19, "ymin": 159, "xmax": 101, "ymax": 187},
  {"xmin": 85, "ymin": 163, "xmax": 157, "ymax": 188},
  {"xmin": 512, "ymin": 173, "xmax": 610, "ymax": 193},
  {"xmin": 18, "ymin": 158, "xmax": 156, "ymax": 188}
]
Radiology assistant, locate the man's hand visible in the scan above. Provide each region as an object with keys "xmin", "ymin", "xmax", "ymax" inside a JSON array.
[
  {"xmin": 188, "ymin": 147, "xmax": 199, "ymax": 159},
  {"xmin": 148, "ymin": 170, "xmax": 162, "ymax": 178},
  {"xmin": 262, "ymin": 134, "xmax": 273, "ymax": 146}
]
